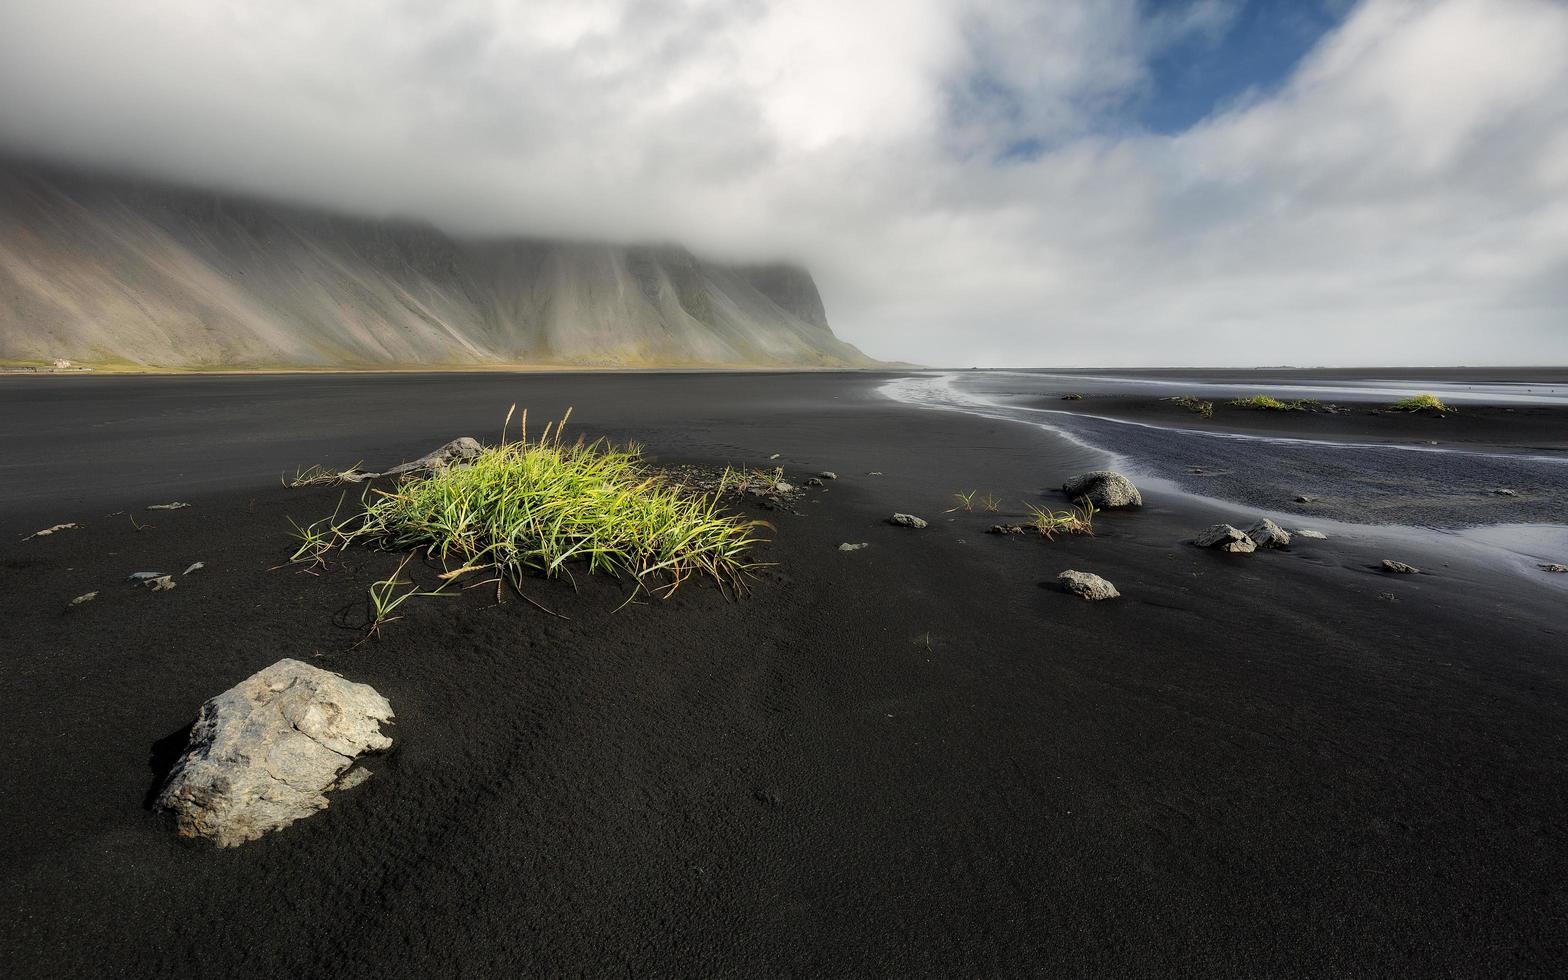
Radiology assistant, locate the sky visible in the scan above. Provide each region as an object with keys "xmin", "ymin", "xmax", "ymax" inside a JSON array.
[{"xmin": 1, "ymin": 0, "xmax": 1565, "ymax": 367}]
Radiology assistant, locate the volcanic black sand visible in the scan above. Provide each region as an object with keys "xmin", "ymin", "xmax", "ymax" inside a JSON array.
[{"xmin": 2, "ymin": 371, "xmax": 1566, "ymax": 977}]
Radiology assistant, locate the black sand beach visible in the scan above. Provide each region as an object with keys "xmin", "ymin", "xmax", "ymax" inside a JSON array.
[{"xmin": 3, "ymin": 371, "xmax": 1566, "ymax": 976}]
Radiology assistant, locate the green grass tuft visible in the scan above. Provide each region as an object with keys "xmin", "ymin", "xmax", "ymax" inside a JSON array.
[
  {"xmin": 1173, "ymin": 395, "xmax": 1215, "ymax": 418},
  {"xmin": 1228, "ymin": 394, "xmax": 1319, "ymax": 412},
  {"xmin": 1390, "ymin": 393, "xmax": 1451, "ymax": 412},
  {"xmin": 1024, "ymin": 499, "xmax": 1097, "ymax": 540},
  {"xmin": 294, "ymin": 410, "xmax": 768, "ymax": 607}
]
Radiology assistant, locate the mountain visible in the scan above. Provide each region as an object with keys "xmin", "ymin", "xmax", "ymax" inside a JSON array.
[{"xmin": 0, "ymin": 161, "xmax": 875, "ymax": 370}]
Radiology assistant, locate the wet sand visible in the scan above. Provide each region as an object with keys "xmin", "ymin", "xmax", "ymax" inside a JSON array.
[{"xmin": 2, "ymin": 371, "xmax": 1566, "ymax": 976}]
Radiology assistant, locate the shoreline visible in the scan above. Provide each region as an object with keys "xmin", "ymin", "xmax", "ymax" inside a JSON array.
[{"xmin": 884, "ymin": 373, "xmax": 1568, "ymax": 535}]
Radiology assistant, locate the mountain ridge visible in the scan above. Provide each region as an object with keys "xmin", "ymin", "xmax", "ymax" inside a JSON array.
[{"xmin": 0, "ymin": 160, "xmax": 876, "ymax": 370}]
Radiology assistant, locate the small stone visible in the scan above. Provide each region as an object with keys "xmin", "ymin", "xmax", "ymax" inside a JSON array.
[
  {"xmin": 988, "ymin": 524, "xmax": 1026, "ymax": 535},
  {"xmin": 1246, "ymin": 519, "xmax": 1292, "ymax": 548},
  {"xmin": 769, "ymin": 453, "xmax": 781, "ymax": 460},
  {"xmin": 1058, "ymin": 570, "xmax": 1119, "ymax": 600},
  {"xmin": 1382, "ymin": 560, "xmax": 1420, "ymax": 574},
  {"xmin": 838, "ymin": 542, "xmax": 869, "ymax": 551},
  {"xmin": 183, "ymin": 562, "xmax": 205, "ymax": 575},
  {"xmin": 147, "ymin": 502, "xmax": 191, "ymax": 510},
  {"xmin": 1538, "ymin": 563, "xmax": 1567, "ymax": 573},
  {"xmin": 1193, "ymin": 525, "xmax": 1256, "ymax": 553},
  {"xmin": 1062, "ymin": 471, "xmax": 1142, "ymax": 509},
  {"xmin": 128, "ymin": 571, "xmax": 168, "ymax": 581},
  {"xmin": 889, "ymin": 513, "xmax": 928, "ymax": 528},
  {"xmin": 1492, "ymin": 488, "xmax": 1518, "ymax": 497},
  {"xmin": 68, "ymin": 591, "xmax": 98, "ymax": 607},
  {"xmin": 24, "ymin": 522, "xmax": 80, "ymax": 541},
  {"xmin": 1296, "ymin": 495, "xmax": 1319, "ymax": 503},
  {"xmin": 806, "ymin": 478, "xmax": 824, "ymax": 487},
  {"xmin": 818, "ymin": 471, "xmax": 838, "ymax": 480},
  {"xmin": 147, "ymin": 575, "xmax": 177, "ymax": 591},
  {"xmin": 867, "ymin": 471, "xmax": 883, "ymax": 476},
  {"xmin": 775, "ymin": 482, "xmax": 795, "ymax": 493},
  {"xmin": 1294, "ymin": 529, "xmax": 1328, "ymax": 540}
]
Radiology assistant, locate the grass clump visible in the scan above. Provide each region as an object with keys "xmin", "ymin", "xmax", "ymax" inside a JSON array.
[
  {"xmin": 1173, "ymin": 395, "xmax": 1215, "ymax": 419},
  {"xmin": 1024, "ymin": 499, "xmax": 1097, "ymax": 540},
  {"xmin": 1228, "ymin": 394, "xmax": 1320, "ymax": 412},
  {"xmin": 1390, "ymin": 393, "xmax": 1451, "ymax": 412},
  {"xmin": 294, "ymin": 409, "xmax": 769, "ymax": 607}
]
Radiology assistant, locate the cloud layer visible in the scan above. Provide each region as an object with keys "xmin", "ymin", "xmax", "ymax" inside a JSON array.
[{"xmin": 2, "ymin": 0, "xmax": 1565, "ymax": 365}]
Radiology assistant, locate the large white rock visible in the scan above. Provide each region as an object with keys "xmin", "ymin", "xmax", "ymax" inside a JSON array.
[{"xmin": 155, "ymin": 659, "xmax": 394, "ymax": 847}]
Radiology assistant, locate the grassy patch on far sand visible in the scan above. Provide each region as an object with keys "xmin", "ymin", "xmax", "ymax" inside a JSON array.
[
  {"xmin": 1390, "ymin": 393, "xmax": 1451, "ymax": 412},
  {"xmin": 1228, "ymin": 394, "xmax": 1322, "ymax": 412},
  {"xmin": 291, "ymin": 410, "xmax": 769, "ymax": 606},
  {"xmin": 1172, "ymin": 395, "xmax": 1215, "ymax": 418}
]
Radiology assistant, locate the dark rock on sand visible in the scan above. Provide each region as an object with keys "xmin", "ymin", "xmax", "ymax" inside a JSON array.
[
  {"xmin": 889, "ymin": 513, "xmax": 928, "ymax": 529},
  {"xmin": 1194, "ymin": 525, "xmax": 1257, "ymax": 554},
  {"xmin": 989, "ymin": 524, "xmax": 1027, "ymax": 535},
  {"xmin": 380, "ymin": 436, "xmax": 484, "ymax": 478},
  {"xmin": 1538, "ymin": 563, "xmax": 1567, "ymax": 573},
  {"xmin": 1062, "ymin": 470, "xmax": 1142, "ymax": 508},
  {"xmin": 1058, "ymin": 570, "xmax": 1119, "ymax": 600},
  {"xmin": 1246, "ymin": 519, "xmax": 1292, "ymax": 549},
  {"xmin": 1382, "ymin": 560, "xmax": 1420, "ymax": 574},
  {"xmin": 806, "ymin": 478, "xmax": 824, "ymax": 487},
  {"xmin": 155, "ymin": 659, "xmax": 394, "ymax": 847}
]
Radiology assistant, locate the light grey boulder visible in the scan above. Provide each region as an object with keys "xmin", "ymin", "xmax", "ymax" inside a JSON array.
[
  {"xmin": 1382, "ymin": 560, "xmax": 1420, "ymax": 574},
  {"xmin": 1062, "ymin": 470, "xmax": 1142, "ymax": 508},
  {"xmin": 1194, "ymin": 525, "xmax": 1256, "ymax": 553},
  {"xmin": 889, "ymin": 513, "xmax": 928, "ymax": 528},
  {"xmin": 818, "ymin": 471, "xmax": 838, "ymax": 480},
  {"xmin": 1246, "ymin": 519, "xmax": 1292, "ymax": 549},
  {"xmin": 1294, "ymin": 529, "xmax": 1328, "ymax": 540},
  {"xmin": 155, "ymin": 659, "xmax": 394, "ymax": 847},
  {"xmin": 1059, "ymin": 570, "xmax": 1119, "ymax": 601},
  {"xmin": 380, "ymin": 436, "xmax": 483, "ymax": 477}
]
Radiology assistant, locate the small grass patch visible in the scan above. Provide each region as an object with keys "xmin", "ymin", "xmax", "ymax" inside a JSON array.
[
  {"xmin": 286, "ymin": 462, "xmax": 367, "ymax": 488},
  {"xmin": 1024, "ymin": 499, "xmax": 1097, "ymax": 540},
  {"xmin": 1390, "ymin": 393, "xmax": 1451, "ymax": 412},
  {"xmin": 1172, "ymin": 395, "xmax": 1215, "ymax": 419},
  {"xmin": 292, "ymin": 410, "xmax": 769, "ymax": 616},
  {"xmin": 1228, "ymin": 394, "xmax": 1320, "ymax": 412}
]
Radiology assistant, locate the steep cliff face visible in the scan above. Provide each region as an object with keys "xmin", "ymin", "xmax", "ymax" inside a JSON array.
[{"xmin": 0, "ymin": 163, "xmax": 874, "ymax": 369}]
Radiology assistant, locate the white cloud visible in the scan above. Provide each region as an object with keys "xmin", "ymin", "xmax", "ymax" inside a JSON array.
[{"xmin": 0, "ymin": 0, "xmax": 1564, "ymax": 365}]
